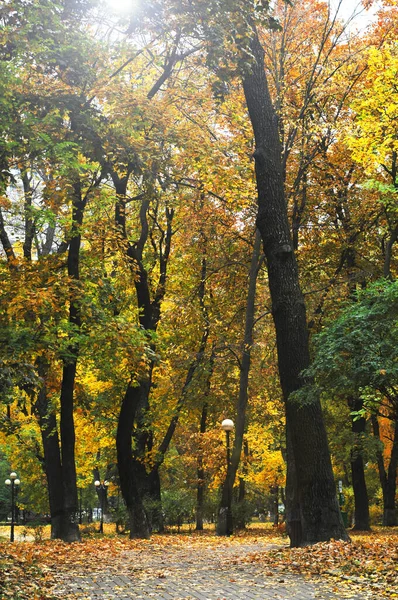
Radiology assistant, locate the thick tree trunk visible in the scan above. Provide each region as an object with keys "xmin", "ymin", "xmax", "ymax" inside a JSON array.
[
  {"xmin": 217, "ymin": 229, "xmax": 261, "ymax": 535},
  {"xmin": 116, "ymin": 381, "xmax": 151, "ymax": 539},
  {"xmin": 241, "ymin": 28, "xmax": 347, "ymax": 546},
  {"xmin": 349, "ymin": 398, "xmax": 370, "ymax": 531},
  {"xmin": 59, "ymin": 360, "xmax": 80, "ymax": 541},
  {"xmin": 34, "ymin": 359, "xmax": 65, "ymax": 539}
]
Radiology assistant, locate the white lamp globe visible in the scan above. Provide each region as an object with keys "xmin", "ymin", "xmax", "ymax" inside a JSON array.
[{"xmin": 221, "ymin": 419, "xmax": 234, "ymax": 432}]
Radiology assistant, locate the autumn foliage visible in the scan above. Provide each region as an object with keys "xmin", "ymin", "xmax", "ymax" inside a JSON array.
[{"xmin": 0, "ymin": 0, "xmax": 397, "ymax": 552}]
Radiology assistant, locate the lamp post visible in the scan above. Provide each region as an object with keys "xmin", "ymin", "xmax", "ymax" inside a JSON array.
[
  {"xmin": 94, "ymin": 480, "xmax": 109, "ymax": 533},
  {"xmin": 221, "ymin": 419, "xmax": 234, "ymax": 536},
  {"xmin": 5, "ymin": 472, "xmax": 20, "ymax": 542}
]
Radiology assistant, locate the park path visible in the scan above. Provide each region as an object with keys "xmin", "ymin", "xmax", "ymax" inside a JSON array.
[{"xmin": 50, "ymin": 538, "xmax": 372, "ymax": 600}]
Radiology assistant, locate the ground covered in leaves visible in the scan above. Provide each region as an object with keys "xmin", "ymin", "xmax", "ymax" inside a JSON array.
[
  {"xmin": 242, "ymin": 528, "xmax": 398, "ymax": 598},
  {"xmin": 0, "ymin": 525, "xmax": 397, "ymax": 599}
]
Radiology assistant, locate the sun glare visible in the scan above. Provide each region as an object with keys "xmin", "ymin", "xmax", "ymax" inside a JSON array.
[{"xmin": 105, "ymin": 0, "xmax": 138, "ymax": 15}]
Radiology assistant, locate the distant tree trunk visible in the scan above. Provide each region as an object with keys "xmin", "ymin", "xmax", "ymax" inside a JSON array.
[
  {"xmin": 196, "ymin": 402, "xmax": 208, "ymax": 531},
  {"xmin": 143, "ymin": 218, "xmax": 211, "ymax": 533},
  {"xmin": 93, "ymin": 465, "xmax": 110, "ymax": 516},
  {"xmin": 280, "ymin": 487, "xmax": 286, "ymax": 523},
  {"xmin": 217, "ymin": 229, "xmax": 261, "ymax": 535},
  {"xmin": 241, "ymin": 26, "xmax": 348, "ymax": 546},
  {"xmin": 383, "ymin": 152, "xmax": 397, "ymax": 279},
  {"xmin": 21, "ymin": 171, "xmax": 34, "ymax": 261},
  {"xmin": 147, "ymin": 466, "xmax": 163, "ymax": 532},
  {"xmin": 236, "ymin": 440, "xmax": 249, "ymax": 530},
  {"xmin": 0, "ymin": 207, "xmax": 16, "ymax": 263},
  {"xmin": 349, "ymin": 398, "xmax": 370, "ymax": 531},
  {"xmin": 372, "ymin": 415, "xmax": 398, "ymax": 526},
  {"xmin": 149, "ymin": 306, "xmax": 212, "ymax": 530},
  {"xmin": 1, "ymin": 177, "xmax": 65, "ymax": 539},
  {"xmin": 272, "ymin": 486, "xmax": 279, "ymax": 526}
]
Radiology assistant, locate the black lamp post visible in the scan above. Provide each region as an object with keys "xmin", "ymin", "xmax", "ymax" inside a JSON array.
[
  {"xmin": 5, "ymin": 472, "xmax": 20, "ymax": 542},
  {"xmin": 94, "ymin": 480, "xmax": 109, "ymax": 533},
  {"xmin": 221, "ymin": 419, "xmax": 234, "ymax": 536}
]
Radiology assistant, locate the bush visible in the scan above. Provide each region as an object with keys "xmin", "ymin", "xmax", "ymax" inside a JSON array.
[
  {"xmin": 161, "ymin": 490, "xmax": 195, "ymax": 531},
  {"xmin": 233, "ymin": 498, "xmax": 254, "ymax": 529}
]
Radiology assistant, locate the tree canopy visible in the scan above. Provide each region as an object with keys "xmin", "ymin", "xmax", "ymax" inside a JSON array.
[{"xmin": 0, "ymin": 0, "xmax": 397, "ymax": 545}]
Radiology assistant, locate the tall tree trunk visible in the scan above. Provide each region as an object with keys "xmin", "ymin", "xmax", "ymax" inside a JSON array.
[
  {"xmin": 147, "ymin": 299, "xmax": 212, "ymax": 530},
  {"xmin": 241, "ymin": 27, "xmax": 348, "ymax": 546},
  {"xmin": 57, "ymin": 178, "xmax": 88, "ymax": 542},
  {"xmin": 116, "ymin": 379, "xmax": 151, "ymax": 538},
  {"xmin": 349, "ymin": 397, "xmax": 370, "ymax": 530},
  {"xmin": 217, "ymin": 228, "xmax": 261, "ymax": 535},
  {"xmin": 34, "ymin": 358, "xmax": 65, "ymax": 539},
  {"xmin": 113, "ymin": 173, "xmax": 173, "ymax": 538},
  {"xmin": 372, "ymin": 415, "xmax": 398, "ymax": 526}
]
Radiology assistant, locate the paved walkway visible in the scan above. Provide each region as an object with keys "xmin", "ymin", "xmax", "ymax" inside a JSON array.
[{"xmin": 51, "ymin": 541, "xmax": 371, "ymax": 600}]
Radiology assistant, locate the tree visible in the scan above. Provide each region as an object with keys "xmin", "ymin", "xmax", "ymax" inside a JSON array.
[
  {"xmin": 135, "ymin": 0, "xmax": 348, "ymax": 547},
  {"xmin": 301, "ymin": 280, "xmax": 398, "ymax": 526},
  {"xmin": 347, "ymin": 42, "xmax": 398, "ymax": 279},
  {"xmin": 217, "ymin": 228, "xmax": 262, "ymax": 535}
]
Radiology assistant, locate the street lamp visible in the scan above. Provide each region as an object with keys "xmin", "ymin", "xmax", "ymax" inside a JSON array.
[
  {"xmin": 94, "ymin": 480, "xmax": 109, "ymax": 533},
  {"xmin": 5, "ymin": 472, "xmax": 20, "ymax": 542},
  {"xmin": 221, "ymin": 419, "xmax": 234, "ymax": 536}
]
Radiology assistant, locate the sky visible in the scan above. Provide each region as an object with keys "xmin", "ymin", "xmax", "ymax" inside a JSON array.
[
  {"xmin": 331, "ymin": 0, "xmax": 382, "ymax": 26},
  {"xmin": 103, "ymin": 0, "xmax": 384, "ymax": 28},
  {"xmin": 104, "ymin": 0, "xmax": 137, "ymax": 14}
]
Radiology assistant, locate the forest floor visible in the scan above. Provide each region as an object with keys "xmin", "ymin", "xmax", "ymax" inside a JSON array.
[{"xmin": 0, "ymin": 524, "xmax": 397, "ymax": 599}]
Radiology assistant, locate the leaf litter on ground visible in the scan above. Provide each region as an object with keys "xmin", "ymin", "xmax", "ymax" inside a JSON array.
[
  {"xmin": 240, "ymin": 527, "xmax": 398, "ymax": 599},
  {"xmin": 0, "ymin": 525, "xmax": 397, "ymax": 599}
]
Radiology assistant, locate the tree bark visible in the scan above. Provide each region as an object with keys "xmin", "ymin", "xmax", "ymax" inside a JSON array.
[
  {"xmin": 349, "ymin": 398, "xmax": 370, "ymax": 531},
  {"xmin": 57, "ymin": 178, "xmax": 87, "ymax": 542},
  {"xmin": 241, "ymin": 27, "xmax": 348, "ymax": 546},
  {"xmin": 0, "ymin": 208, "xmax": 16, "ymax": 264},
  {"xmin": 116, "ymin": 378, "xmax": 152, "ymax": 538},
  {"xmin": 217, "ymin": 228, "xmax": 261, "ymax": 535},
  {"xmin": 34, "ymin": 358, "xmax": 65, "ymax": 539},
  {"xmin": 21, "ymin": 171, "xmax": 34, "ymax": 261},
  {"xmin": 196, "ymin": 402, "xmax": 208, "ymax": 531},
  {"xmin": 236, "ymin": 440, "xmax": 249, "ymax": 530},
  {"xmin": 113, "ymin": 174, "xmax": 156, "ymax": 538}
]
